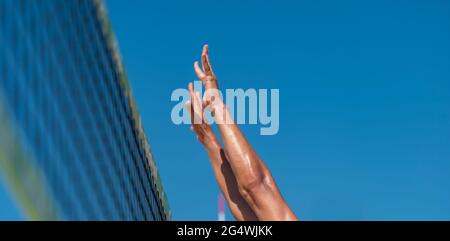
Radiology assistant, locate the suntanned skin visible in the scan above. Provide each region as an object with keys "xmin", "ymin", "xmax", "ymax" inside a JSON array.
[
  {"xmin": 186, "ymin": 45, "xmax": 297, "ymax": 221},
  {"xmin": 186, "ymin": 87, "xmax": 257, "ymax": 221}
]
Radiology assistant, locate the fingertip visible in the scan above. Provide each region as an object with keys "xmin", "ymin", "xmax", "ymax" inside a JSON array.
[
  {"xmin": 194, "ymin": 61, "xmax": 200, "ymax": 72},
  {"xmin": 194, "ymin": 61, "xmax": 202, "ymax": 70},
  {"xmin": 203, "ymin": 44, "xmax": 208, "ymax": 54}
]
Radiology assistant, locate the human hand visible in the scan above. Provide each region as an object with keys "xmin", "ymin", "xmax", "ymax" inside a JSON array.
[
  {"xmin": 194, "ymin": 44, "xmax": 218, "ymax": 90},
  {"xmin": 193, "ymin": 44, "xmax": 225, "ymax": 118},
  {"xmin": 186, "ymin": 82, "xmax": 220, "ymax": 151}
]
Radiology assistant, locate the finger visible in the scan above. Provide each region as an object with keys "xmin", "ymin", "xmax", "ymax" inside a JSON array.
[
  {"xmin": 188, "ymin": 83, "xmax": 197, "ymax": 106},
  {"xmin": 188, "ymin": 84, "xmax": 199, "ymax": 122},
  {"xmin": 194, "ymin": 61, "xmax": 206, "ymax": 81},
  {"xmin": 187, "ymin": 83, "xmax": 196, "ymax": 109},
  {"xmin": 188, "ymin": 82, "xmax": 194, "ymax": 95},
  {"xmin": 202, "ymin": 44, "xmax": 208, "ymax": 56},
  {"xmin": 202, "ymin": 45, "xmax": 214, "ymax": 76},
  {"xmin": 185, "ymin": 99, "xmax": 195, "ymax": 124},
  {"xmin": 196, "ymin": 91, "xmax": 207, "ymax": 123},
  {"xmin": 201, "ymin": 45, "xmax": 209, "ymax": 73},
  {"xmin": 194, "ymin": 91, "xmax": 203, "ymax": 113},
  {"xmin": 191, "ymin": 91, "xmax": 203, "ymax": 124}
]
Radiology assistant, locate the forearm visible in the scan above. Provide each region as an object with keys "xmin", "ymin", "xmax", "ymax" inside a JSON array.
[
  {"xmin": 212, "ymin": 101, "xmax": 297, "ymax": 220},
  {"xmin": 204, "ymin": 144, "xmax": 257, "ymax": 221},
  {"xmin": 213, "ymin": 101, "xmax": 270, "ymax": 195}
]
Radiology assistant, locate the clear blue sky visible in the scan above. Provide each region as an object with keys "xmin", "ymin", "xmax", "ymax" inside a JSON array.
[{"xmin": 1, "ymin": 0, "xmax": 450, "ymax": 220}]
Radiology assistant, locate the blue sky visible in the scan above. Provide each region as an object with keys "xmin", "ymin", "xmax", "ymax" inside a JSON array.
[{"xmin": 1, "ymin": 0, "xmax": 450, "ymax": 220}]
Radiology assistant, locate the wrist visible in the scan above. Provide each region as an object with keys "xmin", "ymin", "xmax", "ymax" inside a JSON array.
[{"xmin": 213, "ymin": 102, "xmax": 233, "ymax": 125}]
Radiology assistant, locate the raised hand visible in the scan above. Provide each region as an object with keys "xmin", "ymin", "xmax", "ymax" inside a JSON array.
[
  {"xmin": 193, "ymin": 44, "xmax": 226, "ymax": 121},
  {"xmin": 194, "ymin": 44, "xmax": 218, "ymax": 90},
  {"xmin": 185, "ymin": 82, "xmax": 220, "ymax": 150}
]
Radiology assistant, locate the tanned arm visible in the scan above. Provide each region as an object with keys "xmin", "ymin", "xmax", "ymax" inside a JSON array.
[
  {"xmin": 186, "ymin": 83, "xmax": 257, "ymax": 221},
  {"xmin": 194, "ymin": 45, "xmax": 297, "ymax": 221}
]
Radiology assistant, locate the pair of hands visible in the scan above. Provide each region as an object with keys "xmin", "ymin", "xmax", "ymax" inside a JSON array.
[{"xmin": 185, "ymin": 45, "xmax": 221, "ymax": 150}]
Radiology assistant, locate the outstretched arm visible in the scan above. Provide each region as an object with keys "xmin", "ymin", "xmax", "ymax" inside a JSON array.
[
  {"xmin": 194, "ymin": 45, "xmax": 297, "ymax": 221},
  {"xmin": 186, "ymin": 83, "xmax": 257, "ymax": 221}
]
